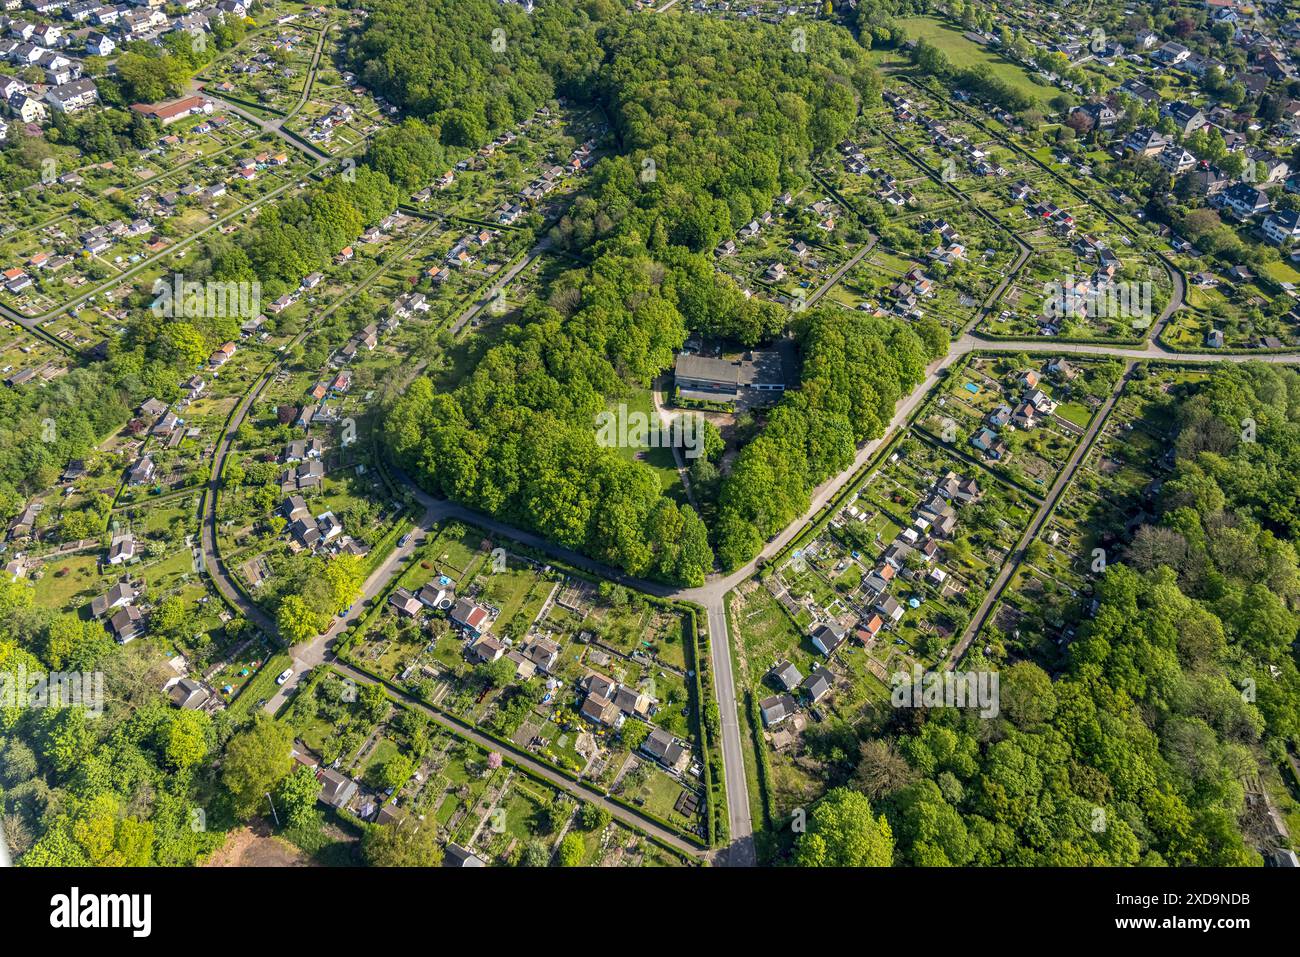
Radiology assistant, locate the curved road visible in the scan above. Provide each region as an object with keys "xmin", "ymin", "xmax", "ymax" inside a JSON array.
[
  {"xmin": 205, "ymin": 236, "xmax": 555, "ymax": 712},
  {"xmin": 205, "ymin": 293, "xmax": 1300, "ymax": 865}
]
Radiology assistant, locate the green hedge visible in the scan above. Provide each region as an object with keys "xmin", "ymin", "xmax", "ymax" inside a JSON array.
[{"xmin": 745, "ymin": 689, "xmax": 776, "ymax": 832}]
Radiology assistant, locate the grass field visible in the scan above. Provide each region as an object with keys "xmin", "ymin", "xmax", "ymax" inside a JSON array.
[
  {"xmin": 1260, "ymin": 259, "xmax": 1300, "ymax": 285},
  {"xmin": 891, "ymin": 17, "xmax": 1055, "ymax": 109},
  {"xmin": 605, "ymin": 387, "xmax": 686, "ymax": 503}
]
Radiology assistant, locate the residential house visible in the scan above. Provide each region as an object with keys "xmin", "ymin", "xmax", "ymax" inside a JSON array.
[
  {"xmin": 417, "ymin": 582, "xmax": 452, "ymax": 610},
  {"xmin": 1076, "ymin": 101, "xmax": 1117, "ymax": 129},
  {"xmin": 109, "ymin": 605, "xmax": 143, "ymax": 643},
  {"xmin": 388, "ymin": 587, "xmax": 422, "ymax": 617},
  {"xmin": 316, "ymin": 768, "xmax": 357, "ymax": 810},
  {"xmin": 84, "ymin": 31, "xmax": 113, "ymax": 55},
  {"xmin": 449, "ymin": 598, "xmax": 493, "ymax": 638},
  {"xmin": 581, "ymin": 692, "xmax": 620, "ymax": 727},
  {"xmin": 44, "ymin": 78, "xmax": 97, "ymax": 113},
  {"xmin": 1245, "ymin": 147, "xmax": 1289, "ymax": 184},
  {"xmin": 1159, "ymin": 101, "xmax": 1206, "ymax": 135},
  {"xmin": 90, "ymin": 581, "xmax": 136, "ymax": 618},
  {"xmin": 1158, "ymin": 144, "xmax": 1196, "ymax": 175},
  {"xmin": 613, "ymin": 686, "xmax": 654, "ymax": 719},
  {"xmin": 167, "ymin": 677, "xmax": 210, "ymax": 710},
  {"xmin": 468, "ymin": 635, "xmax": 506, "ymax": 663},
  {"xmin": 759, "ymin": 693, "xmax": 797, "ymax": 727},
  {"xmin": 283, "ymin": 437, "xmax": 324, "ymax": 462},
  {"xmin": 443, "ymin": 843, "xmax": 486, "ymax": 867},
  {"xmin": 641, "ymin": 728, "xmax": 690, "ymax": 774},
  {"xmin": 1120, "ymin": 79, "xmax": 1160, "ymax": 106},
  {"xmin": 971, "ymin": 427, "xmax": 1006, "ymax": 459},
  {"xmin": 1122, "ymin": 126, "xmax": 1168, "ymax": 157},
  {"xmin": 107, "ymin": 532, "xmax": 135, "ymax": 565},
  {"xmin": 1187, "ymin": 166, "xmax": 1229, "ymax": 197},
  {"xmin": 876, "ymin": 594, "xmax": 904, "ymax": 623},
  {"xmin": 9, "ymin": 93, "xmax": 46, "ymax": 123},
  {"xmin": 127, "ymin": 456, "xmax": 154, "ymax": 486},
  {"xmin": 802, "ymin": 665, "xmax": 833, "ymax": 704},
  {"xmin": 768, "ymin": 659, "xmax": 803, "ymax": 692},
  {"xmin": 1151, "ymin": 41, "xmax": 1190, "ymax": 66},
  {"xmin": 1218, "ymin": 182, "xmax": 1271, "ymax": 220},
  {"xmin": 856, "ymin": 614, "xmax": 884, "ymax": 644},
  {"xmin": 522, "ymin": 638, "xmax": 560, "ymax": 674},
  {"xmin": 810, "ymin": 621, "xmax": 846, "ymax": 656},
  {"xmin": 1263, "ymin": 209, "xmax": 1300, "ymax": 245}
]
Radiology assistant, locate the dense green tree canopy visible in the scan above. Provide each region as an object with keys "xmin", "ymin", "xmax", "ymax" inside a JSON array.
[{"xmin": 385, "ymin": 8, "xmax": 885, "ymax": 584}]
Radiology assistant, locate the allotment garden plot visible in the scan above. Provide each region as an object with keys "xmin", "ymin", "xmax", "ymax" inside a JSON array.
[
  {"xmin": 199, "ymin": 23, "xmax": 319, "ymax": 117},
  {"xmin": 406, "ymin": 104, "xmax": 612, "ymax": 227},
  {"xmin": 731, "ymin": 434, "xmax": 1037, "ymax": 817},
  {"xmin": 1, "ymin": 120, "xmax": 312, "ymax": 317},
  {"xmin": 871, "ymin": 77, "xmax": 1173, "ymax": 342},
  {"xmin": 916, "ymin": 353, "xmax": 1120, "ymax": 493},
  {"xmin": 340, "ymin": 521, "xmax": 711, "ymax": 841},
  {"xmin": 714, "ymin": 188, "xmax": 868, "ymax": 308},
  {"xmin": 283, "ymin": 668, "xmax": 689, "ymax": 865},
  {"xmin": 988, "ymin": 365, "xmax": 1209, "ymax": 667}
]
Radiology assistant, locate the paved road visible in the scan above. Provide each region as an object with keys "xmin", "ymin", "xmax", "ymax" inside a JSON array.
[
  {"xmin": 333, "ymin": 661, "xmax": 707, "ymax": 858},
  {"xmin": 706, "ymin": 599, "xmax": 754, "ymax": 864}
]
